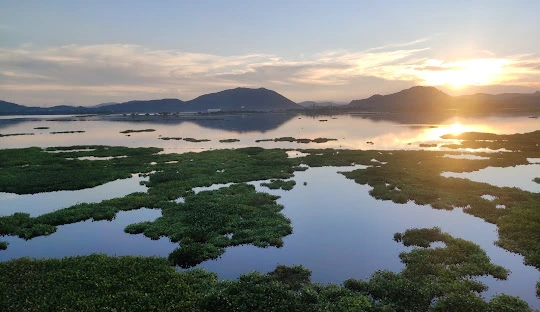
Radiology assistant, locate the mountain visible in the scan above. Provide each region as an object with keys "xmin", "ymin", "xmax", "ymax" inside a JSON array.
[
  {"xmin": 348, "ymin": 86, "xmax": 454, "ymax": 112},
  {"xmin": 185, "ymin": 87, "xmax": 299, "ymax": 112},
  {"xmin": 346, "ymin": 86, "xmax": 540, "ymax": 113},
  {"xmin": 298, "ymin": 101, "xmax": 346, "ymax": 108},
  {"xmin": 0, "ymin": 100, "xmax": 44, "ymax": 114}
]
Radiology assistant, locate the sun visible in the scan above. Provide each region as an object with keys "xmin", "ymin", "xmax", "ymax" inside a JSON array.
[
  {"xmin": 448, "ymin": 123, "xmax": 468, "ymax": 136},
  {"xmin": 420, "ymin": 58, "xmax": 508, "ymax": 89}
]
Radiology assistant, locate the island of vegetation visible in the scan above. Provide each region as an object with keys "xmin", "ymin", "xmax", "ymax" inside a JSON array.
[
  {"xmin": 0, "ymin": 241, "xmax": 7, "ymax": 250},
  {"xmin": 33, "ymin": 126, "xmax": 49, "ymax": 129},
  {"xmin": 260, "ymin": 179, "xmax": 296, "ymax": 191},
  {"xmin": 0, "ymin": 133, "xmax": 34, "ymax": 137},
  {"xmin": 119, "ymin": 129, "xmax": 156, "ymax": 134},
  {"xmin": 219, "ymin": 139, "xmax": 240, "ymax": 143},
  {"xmin": 50, "ymin": 131, "xmax": 86, "ymax": 134},
  {"xmin": 255, "ymin": 137, "xmax": 337, "ymax": 144}
]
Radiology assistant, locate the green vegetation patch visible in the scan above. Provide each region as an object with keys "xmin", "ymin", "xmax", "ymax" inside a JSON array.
[
  {"xmin": 0, "ymin": 230, "xmax": 534, "ymax": 311},
  {"xmin": 33, "ymin": 127, "xmax": 49, "ymax": 129},
  {"xmin": 0, "ymin": 133, "xmax": 34, "ymax": 137},
  {"xmin": 0, "ymin": 146, "xmax": 160, "ymax": 194},
  {"xmin": 50, "ymin": 131, "xmax": 85, "ymax": 134},
  {"xmin": 219, "ymin": 139, "xmax": 240, "ymax": 143},
  {"xmin": 0, "ymin": 241, "xmax": 7, "ymax": 250},
  {"xmin": 260, "ymin": 179, "xmax": 296, "ymax": 191},
  {"xmin": 534, "ymin": 177, "xmax": 540, "ymax": 184},
  {"xmin": 119, "ymin": 129, "xmax": 156, "ymax": 134},
  {"xmin": 126, "ymin": 183, "xmax": 291, "ymax": 268}
]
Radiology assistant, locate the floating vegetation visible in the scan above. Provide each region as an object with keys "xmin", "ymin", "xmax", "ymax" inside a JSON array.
[
  {"xmin": 183, "ymin": 138, "xmax": 211, "ymax": 142},
  {"xmin": 0, "ymin": 230, "xmax": 533, "ymax": 311},
  {"xmin": 119, "ymin": 129, "xmax": 156, "ymax": 134},
  {"xmin": 260, "ymin": 179, "xmax": 296, "ymax": 191},
  {"xmin": 366, "ymin": 141, "xmax": 374, "ymax": 145},
  {"xmin": 219, "ymin": 139, "xmax": 240, "ymax": 143},
  {"xmin": 419, "ymin": 143, "xmax": 437, "ymax": 147},
  {"xmin": 0, "ymin": 133, "xmax": 34, "ymax": 137},
  {"xmin": 33, "ymin": 127, "xmax": 49, "ymax": 130},
  {"xmin": 256, "ymin": 137, "xmax": 337, "ymax": 144},
  {"xmin": 159, "ymin": 137, "xmax": 182, "ymax": 140},
  {"xmin": 0, "ymin": 241, "xmax": 7, "ymax": 250},
  {"xmin": 50, "ymin": 131, "xmax": 86, "ymax": 134},
  {"xmin": 534, "ymin": 177, "xmax": 540, "ymax": 184}
]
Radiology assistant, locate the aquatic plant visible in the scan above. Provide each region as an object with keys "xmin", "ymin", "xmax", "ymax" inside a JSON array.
[
  {"xmin": 119, "ymin": 129, "xmax": 156, "ymax": 133},
  {"xmin": 0, "ymin": 241, "xmax": 7, "ymax": 250},
  {"xmin": 260, "ymin": 179, "xmax": 296, "ymax": 191},
  {"xmin": 219, "ymin": 139, "xmax": 240, "ymax": 143},
  {"xmin": 534, "ymin": 177, "xmax": 540, "ymax": 184},
  {"xmin": 33, "ymin": 127, "xmax": 49, "ymax": 129}
]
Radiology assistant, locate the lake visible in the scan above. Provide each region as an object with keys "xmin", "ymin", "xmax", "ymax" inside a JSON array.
[{"xmin": 1, "ymin": 112, "xmax": 539, "ymax": 308}]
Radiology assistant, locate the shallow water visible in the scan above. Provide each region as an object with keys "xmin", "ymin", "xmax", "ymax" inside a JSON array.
[
  {"xmin": 0, "ymin": 174, "xmax": 148, "ymax": 217},
  {"xmin": 442, "ymin": 164, "xmax": 540, "ymax": 193}
]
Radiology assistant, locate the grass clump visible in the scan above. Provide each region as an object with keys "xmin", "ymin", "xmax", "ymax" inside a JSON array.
[
  {"xmin": 119, "ymin": 129, "xmax": 156, "ymax": 134},
  {"xmin": 219, "ymin": 139, "xmax": 240, "ymax": 143},
  {"xmin": 260, "ymin": 179, "xmax": 296, "ymax": 191},
  {"xmin": 34, "ymin": 126, "xmax": 49, "ymax": 129},
  {"xmin": 0, "ymin": 241, "xmax": 8, "ymax": 250},
  {"xmin": 534, "ymin": 177, "xmax": 540, "ymax": 184}
]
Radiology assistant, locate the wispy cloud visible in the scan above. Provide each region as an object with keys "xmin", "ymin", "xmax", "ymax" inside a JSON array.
[{"xmin": 1, "ymin": 41, "xmax": 539, "ymax": 106}]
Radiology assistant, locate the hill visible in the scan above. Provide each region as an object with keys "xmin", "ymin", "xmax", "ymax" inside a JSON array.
[{"xmin": 185, "ymin": 87, "xmax": 299, "ymax": 112}]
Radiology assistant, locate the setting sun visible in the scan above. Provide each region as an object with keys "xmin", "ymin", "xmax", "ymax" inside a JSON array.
[{"xmin": 419, "ymin": 58, "xmax": 508, "ymax": 88}]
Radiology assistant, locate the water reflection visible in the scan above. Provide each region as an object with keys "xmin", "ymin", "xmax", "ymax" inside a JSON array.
[
  {"xmin": 1, "ymin": 113, "xmax": 539, "ymax": 152},
  {"xmin": 0, "ymin": 174, "xmax": 148, "ymax": 217},
  {"xmin": 442, "ymin": 165, "xmax": 540, "ymax": 193}
]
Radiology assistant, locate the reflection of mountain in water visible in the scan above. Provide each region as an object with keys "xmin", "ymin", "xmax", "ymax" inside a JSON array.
[{"xmin": 102, "ymin": 113, "xmax": 299, "ymax": 133}]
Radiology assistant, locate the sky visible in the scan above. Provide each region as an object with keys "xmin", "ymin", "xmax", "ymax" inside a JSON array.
[{"xmin": 1, "ymin": 0, "xmax": 540, "ymax": 106}]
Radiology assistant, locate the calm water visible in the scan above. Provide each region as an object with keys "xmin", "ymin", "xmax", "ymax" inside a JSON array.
[{"xmin": 1, "ymin": 113, "xmax": 539, "ymax": 308}]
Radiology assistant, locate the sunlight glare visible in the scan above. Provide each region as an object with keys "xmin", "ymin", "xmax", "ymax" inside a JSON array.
[{"xmin": 420, "ymin": 59, "xmax": 508, "ymax": 88}]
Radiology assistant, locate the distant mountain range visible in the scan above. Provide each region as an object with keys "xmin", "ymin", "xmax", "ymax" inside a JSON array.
[
  {"xmin": 346, "ymin": 86, "xmax": 540, "ymax": 113},
  {"xmin": 1, "ymin": 86, "xmax": 539, "ymax": 115}
]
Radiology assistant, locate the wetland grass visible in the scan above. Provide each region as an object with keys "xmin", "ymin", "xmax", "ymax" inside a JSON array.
[
  {"xmin": 219, "ymin": 139, "xmax": 240, "ymax": 143},
  {"xmin": 183, "ymin": 138, "xmax": 211, "ymax": 142},
  {"xmin": 0, "ymin": 241, "xmax": 7, "ymax": 250}
]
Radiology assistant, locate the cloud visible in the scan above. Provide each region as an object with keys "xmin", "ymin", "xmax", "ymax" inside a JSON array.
[{"xmin": 0, "ymin": 42, "xmax": 539, "ymax": 106}]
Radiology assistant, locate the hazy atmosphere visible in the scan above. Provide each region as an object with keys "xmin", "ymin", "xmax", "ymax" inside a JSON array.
[{"xmin": 1, "ymin": 0, "xmax": 540, "ymax": 106}]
